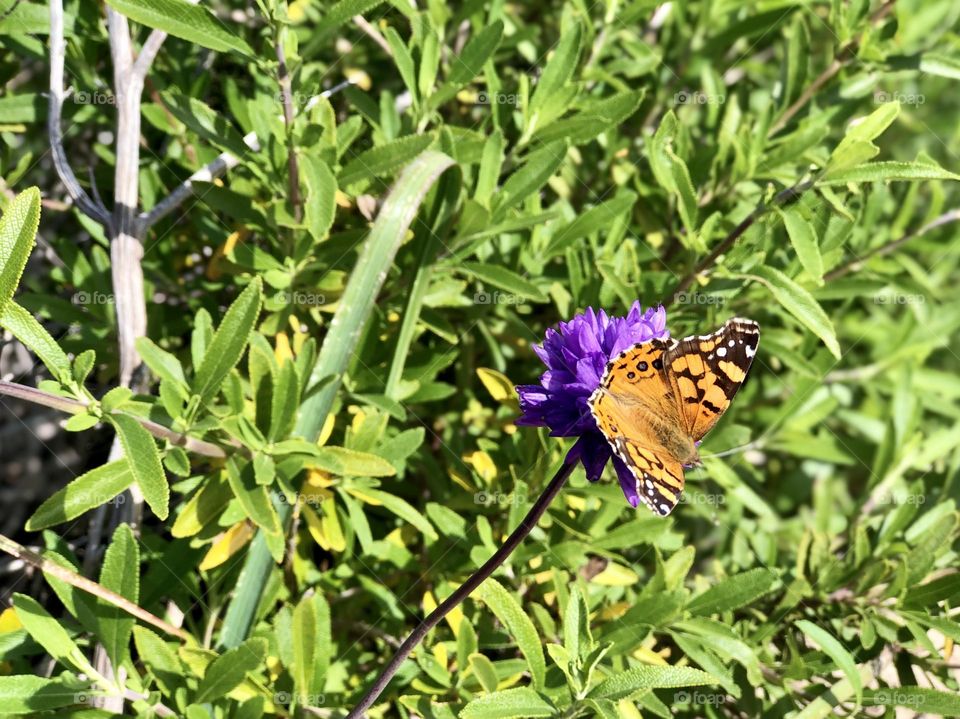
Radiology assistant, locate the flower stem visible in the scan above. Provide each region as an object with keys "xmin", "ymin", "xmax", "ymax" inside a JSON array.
[{"xmin": 345, "ymin": 458, "xmax": 576, "ymax": 718}]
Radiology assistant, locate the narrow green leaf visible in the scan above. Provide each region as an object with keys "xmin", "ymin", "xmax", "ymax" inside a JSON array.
[
  {"xmin": 133, "ymin": 627, "xmax": 183, "ymax": 696},
  {"xmin": 292, "ymin": 595, "xmax": 317, "ymax": 702},
  {"xmin": 459, "ymin": 262, "xmax": 547, "ymax": 302},
  {"xmin": 310, "ymin": 446, "xmax": 396, "ymax": 476},
  {"xmin": 795, "ymin": 620, "xmax": 862, "ymax": 707},
  {"xmin": 546, "ymin": 192, "xmax": 637, "ymax": 257},
  {"xmin": 104, "ymin": 0, "xmax": 253, "ymax": 55},
  {"xmin": 96, "ymin": 524, "xmax": 139, "ymax": 666},
  {"xmin": 460, "ymin": 687, "xmax": 555, "ymax": 719},
  {"xmin": 110, "ymin": 413, "xmax": 168, "ymax": 520},
  {"xmin": 194, "ymin": 637, "xmax": 267, "ymax": 703},
  {"xmin": 530, "ymin": 23, "xmax": 582, "ymax": 111},
  {"xmin": 135, "ymin": 336, "xmax": 187, "ymax": 389},
  {"xmin": 864, "ymin": 686, "xmax": 960, "ymax": 714},
  {"xmin": 0, "ymin": 676, "xmax": 78, "ymax": 714},
  {"xmin": 589, "ymin": 665, "xmax": 719, "ymax": 701},
  {"xmin": 777, "ymin": 207, "xmax": 823, "ymax": 284},
  {"xmin": 194, "ymin": 277, "xmax": 263, "ymax": 405},
  {"xmin": 430, "ymin": 20, "xmax": 504, "ymax": 109},
  {"xmin": 26, "ymin": 460, "xmax": 133, "ymax": 530},
  {"xmin": 475, "ymin": 578, "xmax": 546, "ymax": 688},
  {"xmin": 316, "ymin": 0, "xmax": 385, "ymax": 35},
  {"xmin": 226, "ymin": 460, "xmax": 282, "ymax": 537},
  {"xmin": 820, "ymin": 161, "xmax": 960, "ymax": 185},
  {"xmin": 13, "ymin": 594, "xmax": 89, "ymax": 673},
  {"xmin": 0, "ymin": 186, "xmax": 40, "ymax": 314},
  {"xmin": 0, "ymin": 301, "xmax": 72, "ymax": 384},
  {"xmin": 301, "ymin": 155, "xmax": 337, "ymax": 243},
  {"xmin": 491, "ymin": 142, "xmax": 567, "ymax": 217},
  {"xmin": 746, "ymin": 265, "xmax": 841, "ymax": 359},
  {"xmin": 355, "ymin": 488, "xmax": 438, "ymax": 541},
  {"xmin": 687, "ymin": 568, "xmax": 778, "ymax": 615}
]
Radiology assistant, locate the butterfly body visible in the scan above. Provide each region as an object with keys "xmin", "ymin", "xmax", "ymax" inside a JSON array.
[{"xmin": 589, "ymin": 317, "xmax": 759, "ymax": 516}]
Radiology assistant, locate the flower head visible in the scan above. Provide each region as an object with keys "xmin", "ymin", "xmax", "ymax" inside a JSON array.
[{"xmin": 516, "ymin": 302, "xmax": 669, "ymax": 506}]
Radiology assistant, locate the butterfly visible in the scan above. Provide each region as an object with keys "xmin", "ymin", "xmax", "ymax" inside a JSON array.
[{"xmin": 588, "ymin": 317, "xmax": 760, "ymax": 516}]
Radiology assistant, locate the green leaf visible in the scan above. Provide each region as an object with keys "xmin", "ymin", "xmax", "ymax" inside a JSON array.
[
  {"xmin": 530, "ymin": 22, "xmax": 582, "ymax": 113},
  {"xmin": 292, "ymin": 594, "xmax": 319, "ymax": 702},
  {"xmin": 194, "ymin": 637, "xmax": 267, "ymax": 703},
  {"xmin": 459, "ymin": 262, "xmax": 547, "ymax": 302},
  {"xmin": 26, "ymin": 460, "xmax": 133, "ymax": 530},
  {"xmin": 0, "ymin": 302, "xmax": 72, "ymax": 384},
  {"xmin": 226, "ymin": 460, "xmax": 282, "ymax": 537},
  {"xmin": 864, "ymin": 686, "xmax": 960, "ymax": 714},
  {"xmin": 820, "ymin": 161, "xmax": 960, "ymax": 185},
  {"xmin": 589, "ymin": 665, "xmax": 719, "ymax": 701},
  {"xmin": 104, "ymin": 0, "xmax": 253, "ymax": 55},
  {"xmin": 316, "ymin": 0, "xmax": 385, "ymax": 35},
  {"xmin": 96, "ymin": 524, "xmax": 139, "ymax": 667},
  {"xmin": 746, "ymin": 265, "xmax": 841, "ymax": 359},
  {"xmin": 133, "ymin": 627, "xmax": 183, "ymax": 696},
  {"xmin": 475, "ymin": 578, "xmax": 546, "ymax": 688},
  {"xmin": 268, "ymin": 360, "xmax": 300, "ymax": 442},
  {"xmin": 687, "ymin": 568, "xmax": 778, "ymax": 615},
  {"xmin": 109, "ymin": 413, "xmax": 169, "ymax": 520},
  {"xmin": 0, "ymin": 676, "xmax": 78, "ymax": 714},
  {"xmin": 0, "ymin": 186, "xmax": 40, "ymax": 315},
  {"xmin": 354, "ymin": 488, "xmax": 438, "ymax": 541},
  {"xmin": 545, "ymin": 192, "xmax": 637, "ymax": 257},
  {"xmin": 385, "ymin": 28, "xmax": 418, "ymax": 105},
  {"xmin": 777, "ymin": 207, "xmax": 823, "ymax": 284},
  {"xmin": 795, "ymin": 620, "xmax": 862, "ymax": 707},
  {"xmin": 301, "ymin": 155, "xmax": 337, "ymax": 244},
  {"xmin": 430, "ymin": 20, "xmax": 504, "ymax": 109},
  {"xmin": 491, "ymin": 142, "xmax": 567, "ymax": 217},
  {"xmin": 460, "ymin": 687, "xmax": 555, "ymax": 719},
  {"xmin": 310, "ymin": 446, "xmax": 397, "ymax": 476},
  {"xmin": 338, "ymin": 133, "xmax": 436, "ymax": 188},
  {"xmin": 13, "ymin": 594, "xmax": 90, "ymax": 673},
  {"xmin": 194, "ymin": 277, "xmax": 263, "ymax": 405},
  {"xmin": 135, "ymin": 337, "xmax": 188, "ymax": 389}
]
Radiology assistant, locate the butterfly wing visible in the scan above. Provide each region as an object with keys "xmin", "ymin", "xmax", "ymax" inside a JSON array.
[
  {"xmin": 589, "ymin": 339, "xmax": 688, "ymax": 516},
  {"xmin": 664, "ymin": 317, "xmax": 760, "ymax": 442}
]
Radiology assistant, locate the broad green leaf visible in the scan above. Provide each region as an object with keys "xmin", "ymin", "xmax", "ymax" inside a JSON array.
[
  {"xmin": 777, "ymin": 207, "xmax": 823, "ymax": 284},
  {"xmin": 194, "ymin": 277, "xmax": 263, "ymax": 405},
  {"xmin": 133, "ymin": 627, "xmax": 182, "ymax": 696},
  {"xmin": 475, "ymin": 578, "xmax": 546, "ymax": 688},
  {"xmin": 110, "ymin": 413, "xmax": 169, "ymax": 520},
  {"xmin": 316, "ymin": 0, "xmax": 385, "ymax": 35},
  {"xmin": 687, "ymin": 568, "xmax": 778, "ymax": 615},
  {"xmin": 468, "ymin": 653, "xmax": 500, "ymax": 693},
  {"xmin": 745, "ymin": 266, "xmax": 841, "ymax": 359},
  {"xmin": 105, "ymin": 0, "xmax": 253, "ymax": 55},
  {"xmin": 459, "ymin": 262, "xmax": 547, "ymax": 302},
  {"xmin": 0, "ymin": 186, "xmax": 40, "ymax": 314},
  {"xmin": 0, "ymin": 676, "xmax": 78, "ymax": 714},
  {"xmin": 292, "ymin": 594, "xmax": 317, "ymax": 703},
  {"xmin": 0, "ymin": 301, "xmax": 72, "ymax": 384},
  {"xmin": 96, "ymin": 524, "xmax": 139, "ymax": 667},
  {"xmin": 589, "ymin": 665, "xmax": 719, "ymax": 701},
  {"xmin": 460, "ymin": 687, "xmax": 555, "ymax": 719},
  {"xmin": 795, "ymin": 620, "xmax": 862, "ymax": 707},
  {"xmin": 26, "ymin": 460, "xmax": 133, "ymax": 530},
  {"xmin": 194, "ymin": 637, "xmax": 267, "ymax": 703}
]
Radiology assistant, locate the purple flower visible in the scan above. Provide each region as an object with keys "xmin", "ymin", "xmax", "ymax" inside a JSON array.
[{"xmin": 516, "ymin": 302, "xmax": 669, "ymax": 507}]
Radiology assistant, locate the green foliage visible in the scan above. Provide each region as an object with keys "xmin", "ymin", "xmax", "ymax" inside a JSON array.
[{"xmin": 2, "ymin": 0, "xmax": 960, "ymax": 717}]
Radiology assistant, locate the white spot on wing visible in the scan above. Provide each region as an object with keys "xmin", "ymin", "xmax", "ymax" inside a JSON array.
[{"xmin": 716, "ymin": 347, "xmax": 727, "ymax": 357}]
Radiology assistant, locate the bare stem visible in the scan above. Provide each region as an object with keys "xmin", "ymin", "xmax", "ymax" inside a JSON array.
[
  {"xmin": 275, "ymin": 34, "xmax": 302, "ymax": 222},
  {"xmin": 344, "ymin": 459, "xmax": 575, "ymax": 718},
  {"xmin": 0, "ymin": 532, "xmax": 190, "ymax": 641}
]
